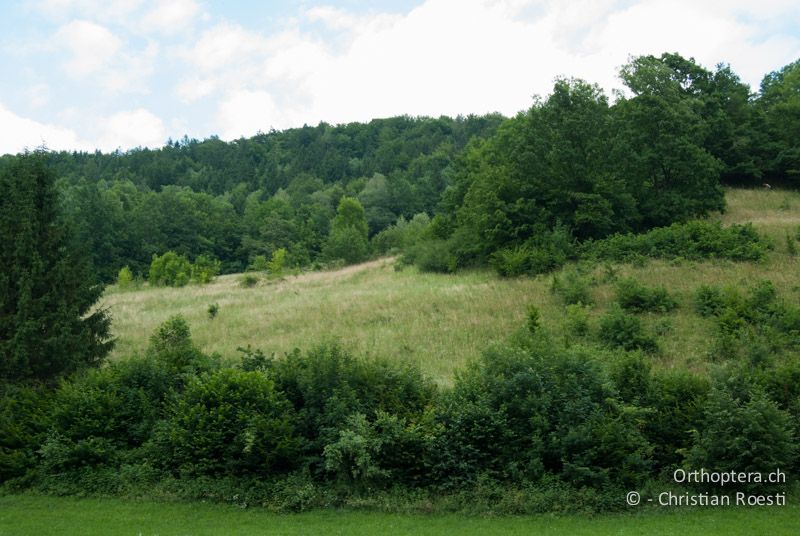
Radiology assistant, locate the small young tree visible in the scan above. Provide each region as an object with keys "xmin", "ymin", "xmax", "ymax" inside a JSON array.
[
  {"xmin": 323, "ymin": 197, "xmax": 370, "ymax": 265},
  {"xmin": 0, "ymin": 151, "xmax": 113, "ymax": 382},
  {"xmin": 116, "ymin": 266, "xmax": 134, "ymax": 289},
  {"xmin": 267, "ymin": 248, "xmax": 287, "ymax": 279}
]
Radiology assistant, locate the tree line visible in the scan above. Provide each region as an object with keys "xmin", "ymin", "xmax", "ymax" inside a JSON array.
[{"xmin": 0, "ymin": 53, "xmax": 796, "ymax": 284}]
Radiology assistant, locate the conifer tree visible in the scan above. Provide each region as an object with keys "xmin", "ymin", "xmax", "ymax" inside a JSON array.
[{"xmin": 0, "ymin": 151, "xmax": 113, "ymax": 382}]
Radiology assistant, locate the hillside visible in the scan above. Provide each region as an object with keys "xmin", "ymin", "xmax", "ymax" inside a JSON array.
[{"xmin": 101, "ymin": 187, "xmax": 800, "ymax": 382}]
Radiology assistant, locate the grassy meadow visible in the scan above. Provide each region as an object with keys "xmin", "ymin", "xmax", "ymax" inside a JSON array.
[
  {"xmin": 100, "ymin": 187, "xmax": 800, "ymax": 382},
  {"xmin": 1, "ymin": 494, "xmax": 797, "ymax": 536}
]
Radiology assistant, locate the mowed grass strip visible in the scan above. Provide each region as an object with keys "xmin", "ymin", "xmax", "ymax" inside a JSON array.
[
  {"xmin": 0, "ymin": 495, "xmax": 798, "ymax": 536},
  {"xmin": 100, "ymin": 188, "xmax": 800, "ymax": 382}
]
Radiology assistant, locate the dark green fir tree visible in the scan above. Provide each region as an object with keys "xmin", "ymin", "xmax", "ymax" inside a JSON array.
[{"xmin": 0, "ymin": 151, "xmax": 113, "ymax": 382}]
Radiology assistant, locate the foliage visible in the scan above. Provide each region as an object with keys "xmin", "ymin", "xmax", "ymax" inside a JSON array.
[
  {"xmin": 116, "ymin": 266, "xmax": 134, "ymax": 289},
  {"xmin": 267, "ymin": 248, "xmax": 287, "ymax": 279},
  {"xmin": 551, "ymin": 268, "xmax": 594, "ymax": 305},
  {"xmin": 207, "ymin": 303, "xmax": 219, "ymax": 319},
  {"xmin": 259, "ymin": 343, "xmax": 437, "ymax": 471},
  {"xmin": 525, "ymin": 305, "xmax": 541, "ymax": 336},
  {"xmin": 598, "ymin": 306, "xmax": 659, "ymax": 353},
  {"xmin": 615, "ymin": 278, "xmax": 677, "ymax": 313},
  {"xmin": 148, "ymin": 251, "xmax": 192, "ymax": 287},
  {"xmin": 0, "ymin": 383, "xmax": 52, "ymax": 482},
  {"xmin": 435, "ymin": 343, "xmax": 653, "ymax": 488},
  {"xmin": 239, "ymin": 273, "xmax": 260, "ymax": 287},
  {"xmin": 323, "ymin": 198, "xmax": 370, "ymax": 265},
  {"xmin": 403, "ymin": 239, "xmax": 456, "ymax": 273},
  {"xmin": 694, "ymin": 285, "xmax": 725, "ymax": 317},
  {"xmin": 563, "ymin": 304, "xmax": 591, "ymax": 338},
  {"xmin": 583, "ymin": 221, "xmax": 769, "ymax": 262},
  {"xmin": 149, "ymin": 252, "xmax": 220, "ymax": 287},
  {"xmin": 191, "ymin": 254, "xmax": 221, "ymax": 284},
  {"xmin": 149, "ymin": 369, "xmax": 299, "ymax": 477},
  {"xmin": 247, "ymin": 255, "xmax": 269, "ymax": 272},
  {"xmin": 686, "ymin": 386, "xmax": 796, "ymax": 490},
  {"xmin": 0, "ymin": 151, "xmax": 113, "ymax": 382}
]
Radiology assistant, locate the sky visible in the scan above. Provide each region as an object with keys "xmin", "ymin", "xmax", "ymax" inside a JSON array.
[{"xmin": 1, "ymin": 0, "xmax": 799, "ymax": 156}]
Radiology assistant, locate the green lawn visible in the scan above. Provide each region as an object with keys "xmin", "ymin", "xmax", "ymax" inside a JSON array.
[{"xmin": 0, "ymin": 495, "xmax": 797, "ymax": 535}]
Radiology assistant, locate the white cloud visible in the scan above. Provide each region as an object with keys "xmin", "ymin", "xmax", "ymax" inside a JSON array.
[
  {"xmin": 99, "ymin": 40, "xmax": 160, "ymax": 93},
  {"xmin": 56, "ymin": 19, "xmax": 122, "ymax": 76},
  {"xmin": 140, "ymin": 0, "xmax": 200, "ymax": 34},
  {"xmin": 196, "ymin": 0, "xmax": 800, "ymax": 139},
  {"xmin": 0, "ymin": 103, "xmax": 90, "ymax": 155},
  {"xmin": 27, "ymin": 84, "xmax": 51, "ymax": 109},
  {"xmin": 217, "ymin": 90, "xmax": 282, "ymax": 139},
  {"xmin": 36, "ymin": 0, "xmax": 145, "ymax": 25},
  {"xmin": 97, "ymin": 108, "xmax": 166, "ymax": 150}
]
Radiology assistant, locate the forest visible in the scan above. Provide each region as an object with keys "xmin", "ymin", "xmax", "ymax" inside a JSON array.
[
  {"xmin": 0, "ymin": 52, "xmax": 798, "ymax": 520},
  {"xmin": 0, "ymin": 53, "xmax": 797, "ymax": 283}
]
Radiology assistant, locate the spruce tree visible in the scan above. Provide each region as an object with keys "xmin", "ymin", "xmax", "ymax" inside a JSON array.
[{"xmin": 0, "ymin": 151, "xmax": 113, "ymax": 382}]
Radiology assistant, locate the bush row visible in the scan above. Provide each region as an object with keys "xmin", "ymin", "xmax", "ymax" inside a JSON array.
[
  {"xmin": 2, "ymin": 315, "xmax": 796, "ymax": 511},
  {"xmin": 406, "ymin": 220, "xmax": 770, "ymax": 277}
]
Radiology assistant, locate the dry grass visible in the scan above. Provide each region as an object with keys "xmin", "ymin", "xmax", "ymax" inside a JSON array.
[{"xmin": 101, "ymin": 188, "xmax": 800, "ymax": 383}]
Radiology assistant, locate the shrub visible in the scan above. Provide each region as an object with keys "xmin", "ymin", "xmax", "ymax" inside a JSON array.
[
  {"xmin": 191, "ymin": 254, "xmax": 221, "ymax": 284},
  {"xmin": 551, "ymin": 269, "xmax": 594, "ymax": 305},
  {"xmin": 147, "ymin": 315, "xmax": 213, "ymax": 375},
  {"xmin": 267, "ymin": 248, "xmax": 287, "ymax": 279},
  {"xmin": 150, "ymin": 369, "xmax": 299, "ymax": 477},
  {"xmin": 116, "ymin": 266, "xmax": 134, "ymax": 289},
  {"xmin": 564, "ymin": 303, "xmax": 591, "ymax": 338},
  {"xmin": 264, "ymin": 343, "xmax": 437, "ymax": 469},
  {"xmin": 686, "ymin": 387, "xmax": 796, "ymax": 491},
  {"xmin": 526, "ymin": 304, "xmax": 541, "ymax": 336},
  {"xmin": 786, "ymin": 234, "xmax": 797, "ymax": 256},
  {"xmin": 0, "ymin": 383, "xmax": 52, "ymax": 482},
  {"xmin": 490, "ymin": 227, "xmax": 575, "ymax": 277},
  {"xmin": 645, "ymin": 370, "xmax": 709, "ymax": 469},
  {"xmin": 239, "ymin": 273, "xmax": 260, "ymax": 288},
  {"xmin": 207, "ymin": 303, "xmax": 219, "ymax": 319},
  {"xmin": 323, "ymin": 227, "xmax": 369, "ymax": 265},
  {"xmin": 405, "ymin": 239, "xmax": 456, "ymax": 273},
  {"xmin": 323, "ymin": 411, "xmax": 437, "ymax": 490},
  {"xmin": 615, "ymin": 278, "xmax": 677, "ymax": 313},
  {"xmin": 598, "ymin": 306, "xmax": 658, "ymax": 353},
  {"xmin": 490, "ymin": 245, "xmax": 532, "ymax": 277},
  {"xmin": 247, "ymin": 255, "xmax": 269, "ymax": 272},
  {"xmin": 583, "ymin": 221, "xmax": 769, "ymax": 262},
  {"xmin": 435, "ymin": 344, "xmax": 653, "ymax": 488},
  {"xmin": 694, "ymin": 285, "xmax": 724, "ymax": 316},
  {"xmin": 149, "ymin": 251, "xmax": 192, "ymax": 287},
  {"xmin": 37, "ymin": 356, "xmax": 174, "ymax": 480}
]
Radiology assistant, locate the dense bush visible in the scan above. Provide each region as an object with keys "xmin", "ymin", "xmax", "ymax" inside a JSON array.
[
  {"xmin": 116, "ymin": 266, "xmax": 134, "ymax": 288},
  {"xmin": 490, "ymin": 226, "xmax": 575, "ymax": 277},
  {"xmin": 149, "ymin": 251, "xmax": 193, "ymax": 287},
  {"xmin": 402, "ymin": 239, "xmax": 456, "ymax": 273},
  {"xmin": 551, "ymin": 268, "xmax": 594, "ymax": 305},
  {"xmin": 698, "ymin": 281, "xmax": 800, "ymax": 360},
  {"xmin": 38, "ymin": 357, "xmax": 173, "ymax": 477},
  {"xmin": 191, "ymin": 254, "xmax": 221, "ymax": 284},
  {"xmin": 250, "ymin": 344, "xmax": 437, "ymax": 473},
  {"xmin": 583, "ymin": 221, "xmax": 769, "ymax": 262},
  {"xmin": 0, "ymin": 383, "xmax": 52, "ymax": 482},
  {"xmin": 615, "ymin": 278, "xmax": 677, "ymax": 313},
  {"xmin": 434, "ymin": 343, "xmax": 653, "ymax": 488},
  {"xmin": 686, "ymin": 386, "xmax": 796, "ymax": 490},
  {"xmin": 693, "ymin": 285, "xmax": 725, "ymax": 316},
  {"xmin": 149, "ymin": 369, "xmax": 299, "ymax": 477},
  {"xmin": 598, "ymin": 306, "xmax": 659, "ymax": 353}
]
